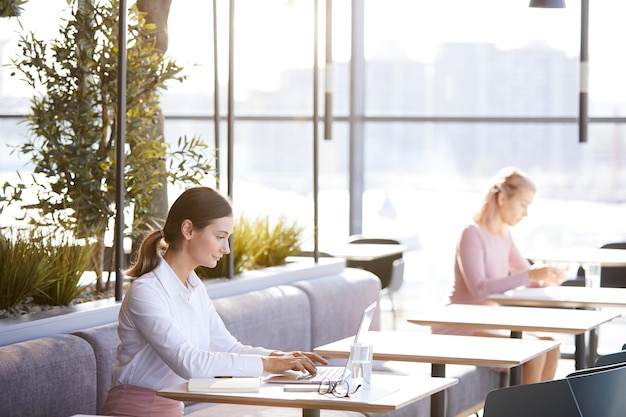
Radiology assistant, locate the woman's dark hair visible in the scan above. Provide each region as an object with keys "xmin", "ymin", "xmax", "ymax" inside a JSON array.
[{"xmin": 126, "ymin": 187, "xmax": 232, "ymax": 278}]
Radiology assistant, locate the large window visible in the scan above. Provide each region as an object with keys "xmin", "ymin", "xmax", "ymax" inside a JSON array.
[{"xmin": 1, "ymin": 0, "xmax": 626, "ymax": 305}]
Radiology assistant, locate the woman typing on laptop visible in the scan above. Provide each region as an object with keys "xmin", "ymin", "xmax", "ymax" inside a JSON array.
[{"xmin": 102, "ymin": 187, "xmax": 327, "ymax": 417}]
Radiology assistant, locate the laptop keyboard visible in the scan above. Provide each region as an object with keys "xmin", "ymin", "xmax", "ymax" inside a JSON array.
[{"xmin": 297, "ymin": 366, "xmax": 345, "ymax": 383}]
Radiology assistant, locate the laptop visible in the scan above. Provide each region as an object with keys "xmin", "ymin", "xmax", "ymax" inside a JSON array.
[{"xmin": 265, "ymin": 301, "xmax": 377, "ymax": 384}]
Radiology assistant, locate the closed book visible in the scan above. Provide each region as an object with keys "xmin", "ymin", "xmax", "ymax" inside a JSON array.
[{"xmin": 188, "ymin": 377, "xmax": 261, "ymax": 393}]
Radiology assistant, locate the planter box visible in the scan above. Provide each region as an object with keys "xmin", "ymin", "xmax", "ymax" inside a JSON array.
[{"xmin": 0, "ymin": 257, "xmax": 345, "ymax": 347}]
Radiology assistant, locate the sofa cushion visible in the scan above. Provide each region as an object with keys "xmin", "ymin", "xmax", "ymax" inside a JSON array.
[
  {"xmin": 73, "ymin": 323, "xmax": 120, "ymax": 414},
  {"xmin": 214, "ymin": 284, "xmax": 312, "ymax": 352},
  {"xmin": 0, "ymin": 334, "xmax": 97, "ymax": 417},
  {"xmin": 293, "ymin": 268, "xmax": 381, "ymax": 349},
  {"xmin": 443, "ymin": 365, "xmax": 502, "ymax": 417}
]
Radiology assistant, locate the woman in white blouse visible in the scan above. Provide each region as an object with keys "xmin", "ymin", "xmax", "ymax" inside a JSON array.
[{"xmin": 103, "ymin": 187, "xmax": 327, "ymax": 416}]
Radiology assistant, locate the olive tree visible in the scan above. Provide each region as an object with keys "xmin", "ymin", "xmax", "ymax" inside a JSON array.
[
  {"xmin": 2, "ymin": 0, "xmax": 212, "ymax": 291},
  {"xmin": 0, "ymin": 0, "xmax": 28, "ymax": 17}
]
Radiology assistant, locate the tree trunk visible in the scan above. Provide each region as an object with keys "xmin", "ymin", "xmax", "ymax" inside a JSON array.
[
  {"xmin": 137, "ymin": 0, "xmax": 172, "ymax": 52},
  {"xmin": 133, "ymin": 0, "xmax": 172, "ymax": 257}
]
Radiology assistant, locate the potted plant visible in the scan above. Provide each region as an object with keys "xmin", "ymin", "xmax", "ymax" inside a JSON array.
[
  {"xmin": 0, "ymin": 213, "xmax": 305, "ymax": 318},
  {"xmin": 196, "ymin": 213, "xmax": 304, "ymax": 279},
  {"xmin": 0, "ymin": 230, "xmax": 94, "ymax": 315}
]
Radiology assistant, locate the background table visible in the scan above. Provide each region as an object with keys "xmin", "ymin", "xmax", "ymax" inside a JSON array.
[
  {"xmin": 522, "ymin": 247, "xmax": 626, "ymax": 267},
  {"xmin": 328, "ymin": 243, "xmax": 406, "ymax": 291},
  {"xmin": 487, "ymin": 286, "xmax": 626, "ymax": 309},
  {"xmin": 407, "ymin": 304, "xmax": 620, "ymax": 370},
  {"xmin": 488, "ymin": 286, "xmax": 626, "ymax": 366},
  {"xmin": 158, "ymin": 373, "xmax": 457, "ymax": 417},
  {"xmin": 329, "ymin": 243, "xmax": 406, "ymax": 262},
  {"xmin": 504, "ymin": 247, "xmax": 626, "ymax": 367},
  {"xmin": 314, "ymin": 331, "xmax": 560, "ymax": 417}
]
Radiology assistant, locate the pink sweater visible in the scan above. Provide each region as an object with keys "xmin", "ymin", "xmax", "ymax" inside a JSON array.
[
  {"xmin": 449, "ymin": 222, "xmax": 531, "ymax": 305},
  {"xmin": 432, "ymin": 223, "xmax": 531, "ymax": 336}
]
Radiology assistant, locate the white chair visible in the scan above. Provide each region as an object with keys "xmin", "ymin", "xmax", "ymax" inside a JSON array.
[{"xmin": 381, "ymin": 258, "xmax": 405, "ymax": 329}]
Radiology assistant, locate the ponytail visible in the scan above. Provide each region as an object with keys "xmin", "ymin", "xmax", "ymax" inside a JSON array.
[{"xmin": 126, "ymin": 230, "xmax": 168, "ymax": 278}]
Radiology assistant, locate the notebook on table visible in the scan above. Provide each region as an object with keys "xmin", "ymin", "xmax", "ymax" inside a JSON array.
[
  {"xmin": 265, "ymin": 300, "xmax": 377, "ymax": 384},
  {"xmin": 188, "ymin": 377, "xmax": 261, "ymax": 393}
]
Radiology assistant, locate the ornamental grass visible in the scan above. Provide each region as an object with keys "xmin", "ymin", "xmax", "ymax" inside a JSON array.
[
  {"xmin": 0, "ymin": 232, "xmax": 95, "ymax": 310},
  {"xmin": 195, "ymin": 214, "xmax": 303, "ymax": 279}
]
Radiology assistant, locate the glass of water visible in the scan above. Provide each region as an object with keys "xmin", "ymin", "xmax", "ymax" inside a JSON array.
[
  {"xmin": 584, "ymin": 263, "xmax": 601, "ymax": 288},
  {"xmin": 350, "ymin": 342, "xmax": 373, "ymax": 389}
]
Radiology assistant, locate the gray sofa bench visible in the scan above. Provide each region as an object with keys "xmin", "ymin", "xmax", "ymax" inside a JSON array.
[{"xmin": 0, "ymin": 268, "xmax": 502, "ymax": 417}]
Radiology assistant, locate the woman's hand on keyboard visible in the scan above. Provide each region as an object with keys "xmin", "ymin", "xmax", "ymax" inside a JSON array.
[{"xmin": 262, "ymin": 351, "xmax": 328, "ymax": 375}]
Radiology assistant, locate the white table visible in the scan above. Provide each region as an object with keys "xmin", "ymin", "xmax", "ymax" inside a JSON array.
[
  {"xmin": 521, "ymin": 246, "xmax": 626, "ymax": 366},
  {"xmin": 328, "ymin": 243, "xmax": 405, "ymax": 289},
  {"xmin": 408, "ymin": 304, "xmax": 621, "ymax": 370},
  {"xmin": 522, "ymin": 247, "xmax": 626, "ymax": 267},
  {"xmin": 488, "ymin": 286, "xmax": 626, "ymax": 309},
  {"xmin": 328, "ymin": 243, "xmax": 406, "ymax": 262},
  {"xmin": 488, "ymin": 286, "xmax": 626, "ymax": 366},
  {"xmin": 158, "ymin": 373, "xmax": 457, "ymax": 417},
  {"xmin": 315, "ymin": 331, "xmax": 560, "ymax": 417}
]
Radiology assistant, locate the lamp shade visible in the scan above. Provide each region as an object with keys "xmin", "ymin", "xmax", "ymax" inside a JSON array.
[{"xmin": 529, "ymin": 0, "xmax": 566, "ymax": 7}]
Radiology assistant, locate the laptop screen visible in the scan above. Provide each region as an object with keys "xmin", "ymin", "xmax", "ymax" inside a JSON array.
[
  {"xmin": 353, "ymin": 301, "xmax": 377, "ymax": 344},
  {"xmin": 264, "ymin": 300, "xmax": 377, "ymax": 384},
  {"xmin": 341, "ymin": 301, "xmax": 377, "ymax": 379}
]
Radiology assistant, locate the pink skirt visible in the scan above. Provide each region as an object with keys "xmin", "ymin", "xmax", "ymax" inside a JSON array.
[{"xmin": 102, "ymin": 384, "xmax": 184, "ymax": 417}]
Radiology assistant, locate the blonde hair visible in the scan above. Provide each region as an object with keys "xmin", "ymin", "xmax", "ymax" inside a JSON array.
[{"xmin": 474, "ymin": 167, "xmax": 535, "ymax": 229}]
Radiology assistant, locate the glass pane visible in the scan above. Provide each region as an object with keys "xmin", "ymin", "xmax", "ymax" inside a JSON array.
[
  {"xmin": 0, "ymin": 118, "xmax": 31, "ymax": 172},
  {"xmin": 363, "ymin": 121, "xmax": 626, "ymax": 238},
  {"xmin": 2, "ymin": 0, "xmax": 626, "ymax": 281},
  {"xmin": 363, "ymin": 0, "xmax": 626, "ymax": 117},
  {"xmin": 362, "ymin": 121, "xmax": 626, "ymax": 301},
  {"xmin": 226, "ymin": 120, "xmax": 350, "ymax": 248}
]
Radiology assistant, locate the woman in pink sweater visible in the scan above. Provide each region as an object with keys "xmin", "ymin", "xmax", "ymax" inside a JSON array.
[{"xmin": 442, "ymin": 167, "xmax": 566, "ymax": 383}]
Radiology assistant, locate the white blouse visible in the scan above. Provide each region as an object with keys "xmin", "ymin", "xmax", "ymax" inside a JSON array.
[{"xmin": 111, "ymin": 258, "xmax": 273, "ymax": 391}]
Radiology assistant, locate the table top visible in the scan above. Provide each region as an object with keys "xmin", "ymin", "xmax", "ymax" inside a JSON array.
[
  {"xmin": 407, "ymin": 304, "xmax": 621, "ymax": 335},
  {"xmin": 157, "ymin": 373, "xmax": 457, "ymax": 414},
  {"xmin": 487, "ymin": 286, "xmax": 626, "ymax": 309},
  {"xmin": 314, "ymin": 331, "xmax": 560, "ymax": 368},
  {"xmin": 329, "ymin": 243, "xmax": 406, "ymax": 261},
  {"xmin": 522, "ymin": 247, "xmax": 626, "ymax": 266}
]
